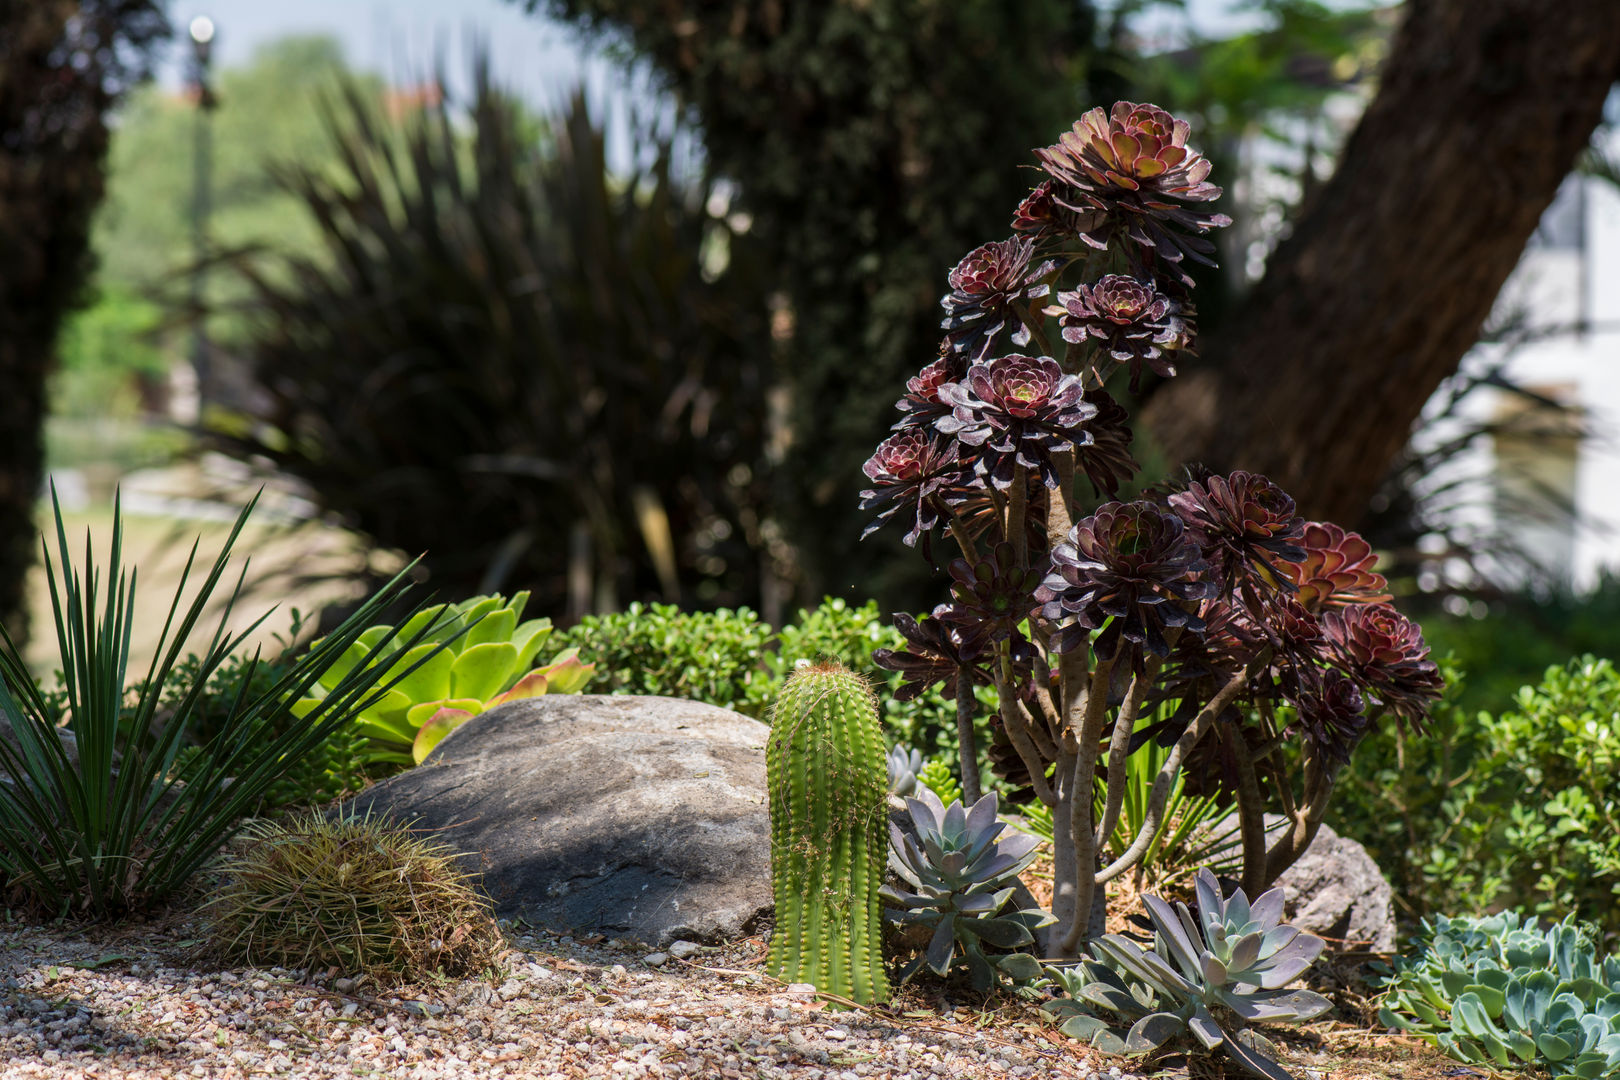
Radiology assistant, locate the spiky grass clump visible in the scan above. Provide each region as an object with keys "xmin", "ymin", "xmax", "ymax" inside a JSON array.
[{"xmin": 204, "ymin": 814, "xmax": 502, "ymax": 985}]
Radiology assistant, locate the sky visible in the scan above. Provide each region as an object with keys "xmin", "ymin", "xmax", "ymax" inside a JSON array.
[
  {"xmin": 154, "ymin": 0, "xmax": 631, "ymax": 115},
  {"xmin": 152, "ymin": 0, "xmax": 1368, "ymax": 112}
]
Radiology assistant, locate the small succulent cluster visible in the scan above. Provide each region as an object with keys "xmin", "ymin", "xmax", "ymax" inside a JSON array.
[
  {"xmin": 882, "ymin": 789, "xmax": 1053, "ymax": 991},
  {"xmin": 294, "ymin": 592, "xmax": 593, "ymax": 765},
  {"xmin": 860, "ymin": 100, "xmax": 1441, "ymax": 952},
  {"xmin": 1044, "ymin": 869, "xmax": 1331, "ymax": 1080},
  {"xmin": 1376, "ymin": 912, "xmax": 1620, "ymax": 1080}
]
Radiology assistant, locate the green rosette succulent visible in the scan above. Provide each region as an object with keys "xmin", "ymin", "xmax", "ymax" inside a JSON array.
[
  {"xmin": 294, "ymin": 592, "xmax": 594, "ymax": 766},
  {"xmin": 1044, "ymin": 867, "xmax": 1331, "ymax": 1080},
  {"xmin": 1375, "ymin": 912, "xmax": 1620, "ymax": 1080},
  {"xmin": 882, "ymin": 788, "xmax": 1053, "ymax": 992}
]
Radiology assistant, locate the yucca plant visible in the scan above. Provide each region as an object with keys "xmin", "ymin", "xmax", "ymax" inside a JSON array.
[
  {"xmin": 0, "ymin": 493, "xmax": 430, "ymax": 917},
  {"xmin": 203, "ymin": 57, "xmax": 777, "ymax": 615}
]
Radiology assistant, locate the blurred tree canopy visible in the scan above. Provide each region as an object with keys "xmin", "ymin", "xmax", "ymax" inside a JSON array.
[
  {"xmin": 518, "ymin": 0, "xmax": 1107, "ymax": 607},
  {"xmin": 0, "ymin": 0, "xmax": 168, "ymax": 639}
]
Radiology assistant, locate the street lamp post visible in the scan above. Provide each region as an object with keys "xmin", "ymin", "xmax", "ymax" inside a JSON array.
[{"xmin": 188, "ymin": 15, "xmax": 217, "ymax": 416}]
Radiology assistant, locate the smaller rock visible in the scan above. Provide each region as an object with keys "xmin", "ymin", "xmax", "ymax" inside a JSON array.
[
  {"xmin": 610, "ymin": 965, "xmax": 627, "ymax": 977},
  {"xmin": 784, "ymin": 983, "xmax": 817, "ymax": 995},
  {"xmin": 333, "ymin": 978, "xmax": 357, "ymax": 994},
  {"xmin": 667, "ymin": 940, "xmax": 701, "ymax": 960},
  {"xmin": 642, "ymin": 953, "xmax": 668, "ymax": 967},
  {"xmin": 825, "ymin": 1028, "xmax": 848, "ymax": 1041}
]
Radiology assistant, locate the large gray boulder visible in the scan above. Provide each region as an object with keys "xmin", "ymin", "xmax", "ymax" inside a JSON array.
[
  {"xmin": 1207, "ymin": 814, "xmax": 1397, "ymax": 952},
  {"xmin": 343, "ymin": 695, "xmax": 773, "ymax": 946}
]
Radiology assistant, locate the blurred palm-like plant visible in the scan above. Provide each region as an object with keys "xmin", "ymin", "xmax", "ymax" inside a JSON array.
[
  {"xmin": 204, "ymin": 58, "xmax": 778, "ymax": 616},
  {"xmin": 0, "ymin": 494, "xmax": 427, "ymax": 917}
]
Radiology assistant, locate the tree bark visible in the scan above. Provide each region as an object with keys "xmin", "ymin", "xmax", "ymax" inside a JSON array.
[{"xmin": 1143, "ymin": 0, "xmax": 1620, "ymax": 525}]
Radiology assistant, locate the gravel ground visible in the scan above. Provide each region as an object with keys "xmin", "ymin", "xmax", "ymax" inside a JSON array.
[{"xmin": 0, "ymin": 913, "xmax": 1128, "ymax": 1080}]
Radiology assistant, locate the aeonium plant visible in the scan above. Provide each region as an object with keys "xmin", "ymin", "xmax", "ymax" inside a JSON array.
[{"xmin": 861, "ymin": 102, "xmax": 1443, "ymax": 958}]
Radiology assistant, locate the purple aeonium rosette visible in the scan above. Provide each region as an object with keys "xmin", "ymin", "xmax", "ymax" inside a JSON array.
[{"xmin": 935, "ymin": 354, "xmax": 1095, "ymax": 491}]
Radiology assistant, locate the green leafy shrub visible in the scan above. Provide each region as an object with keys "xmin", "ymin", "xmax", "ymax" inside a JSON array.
[
  {"xmin": 205, "ymin": 813, "xmax": 503, "ymax": 984},
  {"xmin": 556, "ymin": 602, "xmax": 774, "ymax": 716},
  {"xmin": 0, "ymin": 495, "xmax": 421, "ymax": 917},
  {"xmin": 1375, "ymin": 912, "xmax": 1620, "ymax": 1079},
  {"xmin": 1043, "ymin": 868, "xmax": 1331, "ymax": 1080},
  {"xmin": 1335, "ymin": 656, "xmax": 1620, "ymax": 932},
  {"xmin": 295, "ymin": 593, "xmax": 592, "ymax": 766}
]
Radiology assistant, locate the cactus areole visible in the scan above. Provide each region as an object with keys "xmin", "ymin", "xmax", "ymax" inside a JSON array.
[{"xmin": 765, "ymin": 662, "xmax": 890, "ymax": 1005}]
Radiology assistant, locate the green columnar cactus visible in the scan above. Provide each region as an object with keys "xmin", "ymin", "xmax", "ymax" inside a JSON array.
[{"xmin": 766, "ymin": 661, "xmax": 891, "ymax": 1005}]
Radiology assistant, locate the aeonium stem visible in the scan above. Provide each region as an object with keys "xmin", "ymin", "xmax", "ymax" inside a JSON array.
[
  {"xmin": 1062, "ymin": 654, "xmax": 1116, "ymax": 952},
  {"xmin": 954, "ymin": 669, "xmax": 982, "ymax": 807},
  {"xmin": 1094, "ymin": 665, "xmax": 1251, "ymax": 888},
  {"xmin": 1094, "ymin": 651, "xmax": 1167, "ymax": 852}
]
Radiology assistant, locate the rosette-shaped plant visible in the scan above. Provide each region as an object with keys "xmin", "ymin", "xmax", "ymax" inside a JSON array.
[
  {"xmin": 892, "ymin": 357, "xmax": 962, "ymax": 433},
  {"xmin": 1037, "ymin": 502, "xmax": 1212, "ymax": 662},
  {"xmin": 1289, "ymin": 668, "xmax": 1369, "ymax": 765},
  {"xmin": 873, "ymin": 611, "xmax": 990, "ymax": 701},
  {"xmin": 938, "ymin": 542, "xmax": 1044, "ymax": 654},
  {"xmin": 1277, "ymin": 522, "xmax": 1392, "ymax": 612},
  {"xmin": 887, "ymin": 744, "xmax": 926, "ymax": 797},
  {"xmin": 1168, "ymin": 471, "xmax": 1307, "ymax": 599},
  {"xmin": 935, "ymin": 354, "xmax": 1095, "ymax": 490},
  {"xmin": 940, "ymin": 237, "xmax": 1055, "ymax": 358},
  {"xmin": 882, "ymin": 788, "xmax": 1052, "ymax": 991},
  {"xmin": 1034, "ymin": 101, "xmax": 1231, "ymax": 270},
  {"xmin": 1053, "ymin": 276, "xmax": 1189, "ymax": 391},
  {"xmin": 1044, "ymin": 869, "xmax": 1331, "ymax": 1078},
  {"xmin": 859, "ymin": 429, "xmax": 976, "ymax": 547},
  {"xmin": 1322, "ymin": 603, "xmax": 1445, "ymax": 727},
  {"xmin": 293, "ymin": 592, "xmax": 594, "ymax": 766},
  {"xmin": 1011, "ymin": 180, "xmax": 1105, "ymax": 244}
]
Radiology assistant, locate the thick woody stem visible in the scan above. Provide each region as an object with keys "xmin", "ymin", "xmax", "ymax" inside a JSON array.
[
  {"xmin": 1094, "ymin": 659, "xmax": 1161, "ymax": 853},
  {"xmin": 1096, "ymin": 667, "xmax": 1251, "ymax": 886},
  {"xmin": 955, "ymin": 670, "xmax": 981, "ymax": 806},
  {"xmin": 932, "ymin": 497, "xmax": 979, "ymax": 565},
  {"xmin": 1229, "ymin": 720, "xmax": 1270, "ymax": 898},
  {"xmin": 1030, "ymin": 651, "xmax": 1064, "ymax": 736},
  {"xmin": 1060, "ymin": 657, "xmax": 1116, "ymax": 953},
  {"xmin": 1263, "ymin": 745, "xmax": 1340, "ymax": 884},
  {"xmin": 995, "ymin": 675, "xmax": 1057, "ymax": 808},
  {"xmin": 1007, "ymin": 466, "xmax": 1029, "ymax": 567}
]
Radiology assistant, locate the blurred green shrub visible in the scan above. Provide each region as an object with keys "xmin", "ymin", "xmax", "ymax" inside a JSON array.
[
  {"xmin": 1419, "ymin": 574, "xmax": 1620, "ymax": 719},
  {"xmin": 555, "ymin": 597, "xmax": 985, "ymax": 762},
  {"xmin": 1335, "ymin": 656, "xmax": 1620, "ymax": 936}
]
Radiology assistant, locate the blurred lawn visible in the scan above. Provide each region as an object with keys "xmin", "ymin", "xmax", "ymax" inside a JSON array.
[{"xmin": 23, "ymin": 503, "xmax": 370, "ymax": 682}]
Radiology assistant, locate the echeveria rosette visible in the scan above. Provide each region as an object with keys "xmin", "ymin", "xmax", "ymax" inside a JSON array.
[
  {"xmin": 936, "ymin": 541, "xmax": 1044, "ymax": 656},
  {"xmin": 940, "ymin": 237, "xmax": 1057, "ymax": 360},
  {"xmin": 935, "ymin": 354, "xmax": 1096, "ymax": 491},
  {"xmin": 1278, "ymin": 522, "xmax": 1392, "ymax": 612},
  {"xmin": 860, "ymin": 430, "xmax": 977, "ymax": 548},
  {"xmin": 1168, "ymin": 470, "xmax": 1306, "ymax": 602},
  {"xmin": 1034, "ymin": 101, "xmax": 1231, "ymax": 275},
  {"xmin": 1036, "ymin": 501, "xmax": 1213, "ymax": 664},
  {"xmin": 1322, "ymin": 603, "xmax": 1444, "ymax": 731},
  {"xmin": 1052, "ymin": 275, "xmax": 1192, "ymax": 392},
  {"xmin": 873, "ymin": 611, "xmax": 994, "ymax": 702}
]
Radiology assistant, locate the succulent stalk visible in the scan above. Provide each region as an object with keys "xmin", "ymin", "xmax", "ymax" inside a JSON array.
[{"xmin": 766, "ymin": 662, "xmax": 891, "ymax": 1005}]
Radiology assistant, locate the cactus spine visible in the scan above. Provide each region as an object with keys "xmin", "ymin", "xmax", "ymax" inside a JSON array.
[{"xmin": 766, "ymin": 661, "xmax": 891, "ymax": 1005}]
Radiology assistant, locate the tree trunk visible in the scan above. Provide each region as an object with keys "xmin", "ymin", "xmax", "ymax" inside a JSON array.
[
  {"xmin": 1142, "ymin": 0, "xmax": 1620, "ymax": 525},
  {"xmin": 0, "ymin": 2, "xmax": 165, "ymax": 638}
]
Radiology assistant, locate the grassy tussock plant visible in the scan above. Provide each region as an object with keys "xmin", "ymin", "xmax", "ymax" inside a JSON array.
[
  {"xmin": 205, "ymin": 813, "xmax": 502, "ymax": 984},
  {"xmin": 0, "ymin": 493, "xmax": 429, "ymax": 918}
]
